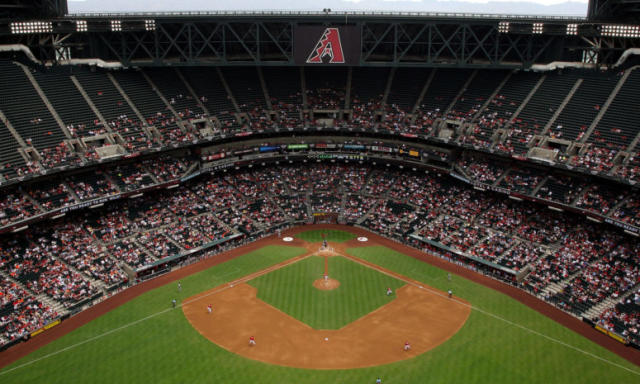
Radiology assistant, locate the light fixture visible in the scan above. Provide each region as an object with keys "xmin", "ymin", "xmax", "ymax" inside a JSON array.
[
  {"xmin": 566, "ymin": 23, "xmax": 578, "ymax": 36},
  {"xmin": 498, "ymin": 22, "xmax": 510, "ymax": 34},
  {"xmin": 601, "ymin": 24, "xmax": 640, "ymax": 38},
  {"xmin": 145, "ymin": 20, "xmax": 156, "ymax": 31},
  {"xmin": 111, "ymin": 20, "xmax": 122, "ymax": 32},
  {"xmin": 10, "ymin": 21, "xmax": 53, "ymax": 34},
  {"xmin": 76, "ymin": 20, "xmax": 88, "ymax": 32},
  {"xmin": 532, "ymin": 23, "xmax": 544, "ymax": 34}
]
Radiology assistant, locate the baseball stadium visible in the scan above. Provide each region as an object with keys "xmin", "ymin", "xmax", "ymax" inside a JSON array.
[{"xmin": 0, "ymin": 0, "xmax": 640, "ymax": 382}]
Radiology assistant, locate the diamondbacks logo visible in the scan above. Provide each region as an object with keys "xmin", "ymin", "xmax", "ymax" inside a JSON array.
[{"xmin": 306, "ymin": 28, "xmax": 345, "ymax": 64}]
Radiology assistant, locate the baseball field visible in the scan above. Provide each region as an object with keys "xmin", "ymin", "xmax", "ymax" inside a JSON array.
[{"xmin": 0, "ymin": 225, "xmax": 639, "ymax": 383}]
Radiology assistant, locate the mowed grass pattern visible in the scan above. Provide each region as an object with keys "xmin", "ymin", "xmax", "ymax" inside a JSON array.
[
  {"xmin": 1, "ymin": 243, "xmax": 639, "ymax": 384},
  {"xmin": 248, "ymin": 256, "xmax": 404, "ymax": 329},
  {"xmin": 295, "ymin": 229, "xmax": 356, "ymax": 243},
  {"xmin": 346, "ymin": 246, "xmax": 640, "ymax": 383}
]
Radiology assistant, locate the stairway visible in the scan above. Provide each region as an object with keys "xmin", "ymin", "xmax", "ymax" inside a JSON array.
[
  {"xmin": 17, "ymin": 63, "xmax": 72, "ymax": 139},
  {"xmin": 0, "ymin": 270, "xmax": 69, "ymax": 317},
  {"xmin": 344, "ymin": 67, "xmax": 353, "ymax": 109},
  {"xmin": 356, "ymin": 197, "xmax": 381, "ymax": 225},
  {"xmin": 381, "ymin": 67, "xmax": 396, "ymax": 107},
  {"xmin": 580, "ymin": 69, "xmax": 632, "ymax": 143},
  {"xmin": 256, "ymin": 67, "xmax": 273, "ymax": 110},
  {"xmin": 584, "ymin": 282, "xmax": 640, "ymax": 321},
  {"xmin": 471, "ymin": 70, "xmax": 513, "ymax": 123},
  {"xmin": 502, "ymin": 75, "xmax": 547, "ymax": 131},
  {"xmin": 175, "ymin": 68, "xmax": 211, "ymax": 116},
  {"xmin": 541, "ymin": 78, "xmax": 582, "ymax": 136},
  {"xmin": 70, "ymin": 75, "xmax": 112, "ymax": 132}
]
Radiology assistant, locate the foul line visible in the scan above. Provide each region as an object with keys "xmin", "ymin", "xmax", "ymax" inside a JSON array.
[
  {"xmin": 0, "ymin": 252, "xmax": 316, "ymax": 377},
  {"xmin": 2, "ymin": 250, "xmax": 639, "ymax": 377},
  {"xmin": 342, "ymin": 253, "xmax": 640, "ymax": 377}
]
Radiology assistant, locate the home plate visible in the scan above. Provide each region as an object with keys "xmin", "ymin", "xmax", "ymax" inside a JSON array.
[
  {"xmin": 357, "ymin": 237, "xmax": 368, "ymax": 242},
  {"xmin": 283, "ymin": 237, "xmax": 294, "ymax": 242},
  {"xmin": 324, "ymin": 337, "xmax": 329, "ymax": 341}
]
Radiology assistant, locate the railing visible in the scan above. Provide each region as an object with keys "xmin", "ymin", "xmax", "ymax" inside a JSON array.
[{"xmin": 67, "ymin": 10, "xmax": 586, "ymax": 21}]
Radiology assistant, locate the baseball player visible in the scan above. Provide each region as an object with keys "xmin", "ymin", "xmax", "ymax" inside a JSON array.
[
  {"xmin": 376, "ymin": 378, "xmax": 382, "ymax": 384},
  {"xmin": 448, "ymin": 289, "xmax": 453, "ymax": 298},
  {"xmin": 404, "ymin": 341, "xmax": 411, "ymax": 351},
  {"xmin": 178, "ymin": 281, "xmax": 182, "ymax": 292},
  {"xmin": 386, "ymin": 287, "xmax": 393, "ymax": 296},
  {"xmin": 249, "ymin": 336, "xmax": 256, "ymax": 346},
  {"xmin": 207, "ymin": 304, "xmax": 212, "ymax": 314},
  {"xmin": 172, "ymin": 299, "xmax": 177, "ymax": 308},
  {"xmin": 447, "ymin": 272, "xmax": 451, "ymax": 282}
]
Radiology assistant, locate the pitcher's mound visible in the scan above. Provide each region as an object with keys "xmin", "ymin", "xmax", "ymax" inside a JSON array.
[{"xmin": 313, "ymin": 278, "xmax": 340, "ymax": 290}]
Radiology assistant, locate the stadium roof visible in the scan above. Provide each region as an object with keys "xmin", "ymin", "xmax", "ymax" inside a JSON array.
[{"xmin": 68, "ymin": 10, "xmax": 586, "ymax": 21}]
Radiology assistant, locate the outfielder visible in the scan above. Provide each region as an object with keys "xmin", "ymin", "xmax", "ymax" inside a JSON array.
[{"xmin": 386, "ymin": 287, "xmax": 393, "ymax": 296}]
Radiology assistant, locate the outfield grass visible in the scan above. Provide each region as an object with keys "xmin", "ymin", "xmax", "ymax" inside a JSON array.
[
  {"xmin": 1, "ymin": 243, "xmax": 639, "ymax": 384},
  {"xmin": 294, "ymin": 229, "xmax": 356, "ymax": 243},
  {"xmin": 249, "ymin": 256, "xmax": 404, "ymax": 329}
]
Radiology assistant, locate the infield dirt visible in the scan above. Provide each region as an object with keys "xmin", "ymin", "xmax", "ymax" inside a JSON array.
[
  {"xmin": 183, "ymin": 282, "xmax": 469, "ymax": 369},
  {"xmin": 182, "ymin": 239, "xmax": 471, "ymax": 369}
]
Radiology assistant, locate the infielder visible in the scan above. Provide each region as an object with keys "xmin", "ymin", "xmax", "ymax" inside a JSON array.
[
  {"xmin": 448, "ymin": 289, "xmax": 453, "ymax": 298},
  {"xmin": 207, "ymin": 304, "xmax": 212, "ymax": 314},
  {"xmin": 404, "ymin": 341, "xmax": 411, "ymax": 351},
  {"xmin": 249, "ymin": 336, "xmax": 256, "ymax": 346}
]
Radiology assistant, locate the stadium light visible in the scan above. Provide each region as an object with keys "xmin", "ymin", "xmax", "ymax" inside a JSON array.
[
  {"xmin": 601, "ymin": 24, "xmax": 640, "ymax": 38},
  {"xmin": 566, "ymin": 24, "xmax": 578, "ymax": 36},
  {"xmin": 76, "ymin": 20, "xmax": 88, "ymax": 32},
  {"xmin": 532, "ymin": 23, "xmax": 544, "ymax": 34},
  {"xmin": 145, "ymin": 20, "xmax": 156, "ymax": 31},
  {"xmin": 111, "ymin": 20, "xmax": 122, "ymax": 32},
  {"xmin": 498, "ymin": 21, "xmax": 509, "ymax": 33},
  {"xmin": 10, "ymin": 21, "xmax": 53, "ymax": 34}
]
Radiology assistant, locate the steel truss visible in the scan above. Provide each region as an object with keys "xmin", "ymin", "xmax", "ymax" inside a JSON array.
[{"xmin": 1, "ymin": 15, "xmax": 638, "ymax": 68}]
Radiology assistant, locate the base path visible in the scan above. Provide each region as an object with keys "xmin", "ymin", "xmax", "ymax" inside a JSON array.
[{"xmin": 183, "ymin": 282, "xmax": 470, "ymax": 369}]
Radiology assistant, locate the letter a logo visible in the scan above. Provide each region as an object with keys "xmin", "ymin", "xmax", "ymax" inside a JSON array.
[{"xmin": 306, "ymin": 28, "xmax": 345, "ymax": 64}]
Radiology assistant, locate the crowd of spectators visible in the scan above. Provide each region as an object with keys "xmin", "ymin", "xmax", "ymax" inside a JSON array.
[
  {"xmin": 599, "ymin": 289, "xmax": 640, "ymax": 345},
  {"xmin": 0, "ymin": 277, "xmax": 58, "ymax": 344},
  {"xmin": 457, "ymin": 155, "xmax": 506, "ymax": 184},
  {"xmin": 1, "ymin": 156, "xmax": 640, "ymax": 348},
  {"xmin": 611, "ymin": 195, "xmax": 640, "ymax": 227},
  {"xmin": 3, "ymin": 65, "xmax": 640, "ymax": 190}
]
